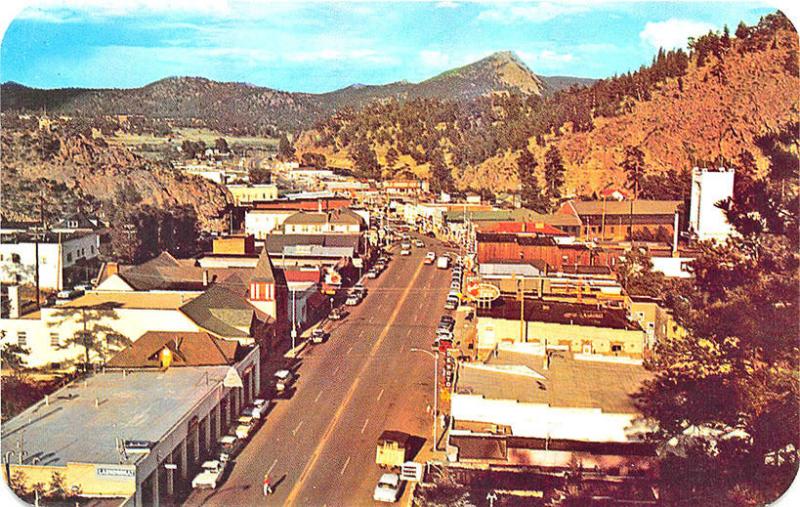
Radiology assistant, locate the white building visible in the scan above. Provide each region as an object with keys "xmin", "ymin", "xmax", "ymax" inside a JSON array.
[
  {"xmin": 226, "ymin": 184, "xmax": 279, "ymax": 206},
  {"xmin": 245, "ymin": 209, "xmax": 297, "ymax": 239},
  {"xmin": 689, "ymin": 167, "xmax": 735, "ymax": 242},
  {"xmin": 0, "ymin": 232, "xmax": 100, "ymax": 291}
]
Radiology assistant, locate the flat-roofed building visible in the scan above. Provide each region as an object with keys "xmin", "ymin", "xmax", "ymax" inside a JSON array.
[
  {"xmin": 1, "ymin": 343, "xmax": 260, "ymax": 506},
  {"xmin": 449, "ymin": 346, "xmax": 655, "ymax": 473},
  {"xmin": 476, "ymin": 297, "xmax": 645, "ymax": 358},
  {"xmin": 226, "ymin": 183, "xmax": 279, "ymax": 206}
]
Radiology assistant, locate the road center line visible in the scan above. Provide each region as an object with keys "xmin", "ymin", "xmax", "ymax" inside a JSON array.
[
  {"xmin": 266, "ymin": 458, "xmax": 278, "ymax": 475},
  {"xmin": 285, "ymin": 261, "xmax": 427, "ymax": 506},
  {"xmin": 292, "ymin": 420, "xmax": 304, "ymax": 436},
  {"xmin": 333, "ymin": 366, "xmax": 340, "ymax": 375},
  {"xmin": 361, "ymin": 418, "xmax": 369, "ymax": 434},
  {"xmin": 340, "ymin": 456, "xmax": 351, "ymax": 475},
  {"xmin": 347, "ymin": 346, "xmax": 353, "ymax": 355},
  {"xmin": 314, "ymin": 390, "xmax": 323, "ymax": 403},
  {"xmin": 377, "ymin": 388, "xmax": 384, "ymax": 401}
]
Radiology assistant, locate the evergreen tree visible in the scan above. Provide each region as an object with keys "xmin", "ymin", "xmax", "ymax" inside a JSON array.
[
  {"xmin": 517, "ymin": 149, "xmax": 549, "ymax": 213},
  {"xmin": 277, "ymin": 134, "xmax": 296, "ymax": 161},
  {"xmin": 621, "ymin": 146, "xmax": 646, "ymax": 198},
  {"xmin": 636, "ymin": 123, "xmax": 800, "ymax": 505},
  {"xmin": 543, "ymin": 145, "xmax": 566, "ymax": 202}
]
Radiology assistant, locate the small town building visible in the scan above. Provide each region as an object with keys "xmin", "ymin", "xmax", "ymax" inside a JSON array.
[
  {"xmin": 558, "ymin": 200, "xmax": 681, "ymax": 242},
  {"xmin": 448, "ymin": 345, "xmax": 656, "ymax": 474},
  {"xmin": 1, "ymin": 338, "xmax": 260, "ymax": 506},
  {"xmin": 475, "ymin": 297, "xmax": 645, "ymax": 358},
  {"xmin": 0, "ymin": 231, "xmax": 101, "ymax": 291},
  {"xmin": 281, "ymin": 209, "xmax": 365, "ymax": 235},
  {"xmin": 226, "ymin": 183, "xmax": 279, "ymax": 206}
]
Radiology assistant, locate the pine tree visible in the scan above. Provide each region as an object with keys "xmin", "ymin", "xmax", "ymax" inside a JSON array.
[
  {"xmin": 517, "ymin": 149, "xmax": 549, "ymax": 213},
  {"xmin": 543, "ymin": 145, "xmax": 566, "ymax": 202},
  {"xmin": 621, "ymin": 146, "xmax": 646, "ymax": 198},
  {"xmin": 636, "ymin": 123, "xmax": 800, "ymax": 505}
]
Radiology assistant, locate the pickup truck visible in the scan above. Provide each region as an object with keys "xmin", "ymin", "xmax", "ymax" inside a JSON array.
[
  {"xmin": 436, "ymin": 256, "xmax": 450, "ymax": 269},
  {"xmin": 192, "ymin": 459, "xmax": 227, "ymax": 489}
]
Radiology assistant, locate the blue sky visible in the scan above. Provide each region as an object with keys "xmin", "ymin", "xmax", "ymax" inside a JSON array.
[{"xmin": 0, "ymin": 1, "xmax": 780, "ymax": 93}]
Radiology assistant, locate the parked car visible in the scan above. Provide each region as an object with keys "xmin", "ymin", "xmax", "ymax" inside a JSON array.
[
  {"xmin": 56, "ymin": 289, "xmax": 79, "ymax": 300},
  {"xmin": 274, "ymin": 370, "xmax": 294, "ymax": 392},
  {"xmin": 367, "ymin": 269, "xmax": 379, "ymax": 279},
  {"xmin": 373, "ymin": 473, "xmax": 401, "ymax": 503},
  {"xmin": 192, "ymin": 459, "xmax": 228, "ymax": 489},
  {"xmin": 242, "ymin": 399, "xmax": 268, "ymax": 420},
  {"xmin": 440, "ymin": 315, "xmax": 455, "ymax": 325},
  {"xmin": 346, "ymin": 294, "xmax": 361, "ymax": 306},
  {"xmin": 311, "ymin": 328, "xmax": 328, "ymax": 344},
  {"xmin": 400, "ymin": 248, "xmax": 411, "ymax": 256},
  {"xmin": 444, "ymin": 296, "xmax": 459, "ymax": 310},
  {"xmin": 329, "ymin": 307, "xmax": 343, "ymax": 320},
  {"xmin": 400, "ymin": 242, "xmax": 411, "ymax": 250},
  {"xmin": 414, "ymin": 239, "xmax": 424, "ymax": 247}
]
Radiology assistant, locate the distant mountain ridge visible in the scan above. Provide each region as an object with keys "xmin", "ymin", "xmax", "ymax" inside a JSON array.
[{"xmin": 0, "ymin": 52, "xmax": 593, "ymax": 133}]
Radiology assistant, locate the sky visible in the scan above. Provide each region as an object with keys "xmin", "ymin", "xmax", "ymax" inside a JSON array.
[{"xmin": 0, "ymin": 1, "xmax": 786, "ymax": 93}]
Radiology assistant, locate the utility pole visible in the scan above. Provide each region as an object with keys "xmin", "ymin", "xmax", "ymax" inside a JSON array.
[{"xmin": 515, "ymin": 276, "xmax": 525, "ymax": 342}]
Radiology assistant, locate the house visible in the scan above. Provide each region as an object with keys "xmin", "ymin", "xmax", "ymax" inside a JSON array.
[
  {"xmin": 689, "ymin": 167, "xmax": 735, "ymax": 242},
  {"xmin": 50, "ymin": 211, "xmax": 105, "ymax": 233},
  {"xmin": 475, "ymin": 232, "xmax": 610, "ymax": 271},
  {"xmin": 244, "ymin": 198, "xmax": 353, "ymax": 239},
  {"xmin": 0, "ymin": 231, "xmax": 100, "ymax": 291},
  {"xmin": 281, "ymin": 209, "xmax": 365, "ymax": 235},
  {"xmin": 1, "ymin": 342, "xmax": 260, "ymax": 506},
  {"xmin": 448, "ymin": 345, "xmax": 656, "ymax": 473},
  {"xmin": 558, "ymin": 200, "xmax": 681, "ymax": 242},
  {"xmin": 475, "ymin": 297, "xmax": 646, "ymax": 358}
]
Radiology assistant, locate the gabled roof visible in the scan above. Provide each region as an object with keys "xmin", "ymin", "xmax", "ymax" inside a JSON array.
[
  {"xmin": 107, "ymin": 331, "xmax": 241, "ymax": 368},
  {"xmin": 282, "ymin": 208, "xmax": 365, "ymax": 227},
  {"xmin": 108, "ymin": 252, "xmax": 252, "ymax": 292},
  {"xmin": 180, "ymin": 284, "xmax": 268, "ymax": 338},
  {"xmin": 250, "ymin": 247, "xmax": 275, "ymax": 283}
]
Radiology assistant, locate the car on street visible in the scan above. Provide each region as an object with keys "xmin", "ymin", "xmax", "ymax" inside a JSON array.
[
  {"xmin": 400, "ymin": 248, "xmax": 411, "ymax": 256},
  {"xmin": 235, "ymin": 416, "xmax": 255, "ymax": 439},
  {"xmin": 274, "ymin": 369, "xmax": 294, "ymax": 392},
  {"xmin": 367, "ymin": 268, "xmax": 379, "ymax": 279},
  {"xmin": 192, "ymin": 459, "xmax": 228, "ymax": 489},
  {"xmin": 242, "ymin": 399, "xmax": 268, "ymax": 419},
  {"xmin": 311, "ymin": 328, "xmax": 328, "ymax": 344},
  {"xmin": 444, "ymin": 295, "xmax": 459, "ymax": 310},
  {"xmin": 414, "ymin": 239, "xmax": 424, "ymax": 247},
  {"xmin": 440, "ymin": 315, "xmax": 455, "ymax": 324},
  {"xmin": 424, "ymin": 251, "xmax": 436, "ymax": 264},
  {"xmin": 373, "ymin": 473, "xmax": 401, "ymax": 503},
  {"xmin": 346, "ymin": 294, "xmax": 361, "ymax": 306},
  {"xmin": 329, "ymin": 307, "xmax": 343, "ymax": 320},
  {"xmin": 450, "ymin": 281, "xmax": 461, "ymax": 290},
  {"xmin": 436, "ymin": 256, "xmax": 450, "ymax": 269},
  {"xmin": 400, "ymin": 241, "xmax": 411, "ymax": 250}
]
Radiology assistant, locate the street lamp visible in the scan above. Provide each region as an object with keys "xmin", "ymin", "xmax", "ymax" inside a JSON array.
[{"xmin": 410, "ymin": 348, "xmax": 439, "ymax": 451}]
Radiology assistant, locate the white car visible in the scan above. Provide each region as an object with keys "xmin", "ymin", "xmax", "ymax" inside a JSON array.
[
  {"xmin": 373, "ymin": 473, "xmax": 401, "ymax": 503},
  {"xmin": 274, "ymin": 369, "xmax": 294, "ymax": 392},
  {"xmin": 346, "ymin": 295, "xmax": 361, "ymax": 306},
  {"xmin": 242, "ymin": 399, "xmax": 267, "ymax": 419},
  {"xmin": 192, "ymin": 460, "xmax": 227, "ymax": 489},
  {"xmin": 400, "ymin": 249, "xmax": 411, "ymax": 256}
]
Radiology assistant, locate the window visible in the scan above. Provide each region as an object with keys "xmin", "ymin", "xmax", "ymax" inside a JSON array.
[
  {"xmin": 91, "ymin": 246, "xmax": 96, "ymax": 254},
  {"xmin": 50, "ymin": 333, "xmax": 59, "ymax": 348},
  {"xmin": 17, "ymin": 331, "xmax": 27, "ymax": 347},
  {"xmin": 611, "ymin": 344, "xmax": 622, "ymax": 352},
  {"xmin": 66, "ymin": 253, "xmax": 73, "ymax": 262},
  {"xmin": 11, "ymin": 253, "xmax": 21, "ymax": 263},
  {"xmin": 41, "ymin": 256, "xmax": 48, "ymax": 265}
]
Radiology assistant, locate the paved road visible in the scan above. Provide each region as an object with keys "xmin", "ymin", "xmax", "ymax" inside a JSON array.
[{"xmin": 184, "ymin": 236, "xmax": 451, "ymax": 507}]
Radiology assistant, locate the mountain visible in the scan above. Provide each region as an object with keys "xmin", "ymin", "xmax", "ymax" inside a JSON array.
[
  {"xmin": 296, "ymin": 12, "xmax": 799, "ymax": 197},
  {"xmin": 0, "ymin": 51, "xmax": 564, "ymax": 133}
]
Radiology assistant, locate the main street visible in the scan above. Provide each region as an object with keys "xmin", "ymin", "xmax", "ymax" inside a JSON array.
[{"xmin": 184, "ymin": 236, "xmax": 451, "ymax": 507}]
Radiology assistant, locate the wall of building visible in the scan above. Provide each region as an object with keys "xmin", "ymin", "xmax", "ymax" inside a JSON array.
[
  {"xmin": 0, "ymin": 307, "xmax": 201, "ymax": 368},
  {"xmin": 226, "ymin": 184, "xmax": 279, "ymax": 206},
  {"xmin": 0, "ymin": 234, "xmax": 99, "ymax": 290},
  {"xmin": 244, "ymin": 210, "xmax": 294, "ymax": 239},
  {"xmin": 477, "ymin": 317, "xmax": 645, "ymax": 357},
  {"xmin": 690, "ymin": 168, "xmax": 735, "ymax": 241}
]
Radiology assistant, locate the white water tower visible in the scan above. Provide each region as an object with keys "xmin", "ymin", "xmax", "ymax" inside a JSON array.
[{"xmin": 689, "ymin": 167, "xmax": 735, "ymax": 242}]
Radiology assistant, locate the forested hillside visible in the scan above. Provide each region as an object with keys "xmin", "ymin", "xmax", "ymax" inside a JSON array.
[{"xmin": 297, "ymin": 12, "xmax": 798, "ymax": 199}]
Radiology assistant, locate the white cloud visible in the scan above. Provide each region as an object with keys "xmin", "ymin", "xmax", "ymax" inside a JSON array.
[
  {"xmin": 419, "ymin": 49, "xmax": 450, "ymax": 68},
  {"xmin": 639, "ymin": 18, "xmax": 716, "ymax": 50},
  {"xmin": 286, "ymin": 48, "xmax": 395, "ymax": 65},
  {"xmin": 435, "ymin": 1, "xmax": 460, "ymax": 8},
  {"xmin": 477, "ymin": 1, "xmax": 590, "ymax": 24}
]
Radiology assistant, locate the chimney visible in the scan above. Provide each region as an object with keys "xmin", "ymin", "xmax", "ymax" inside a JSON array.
[
  {"xmin": 106, "ymin": 262, "xmax": 119, "ymax": 277},
  {"xmin": 317, "ymin": 199, "xmax": 323, "ymax": 213},
  {"xmin": 202, "ymin": 270, "xmax": 209, "ymax": 287},
  {"xmin": 8, "ymin": 285, "xmax": 20, "ymax": 319}
]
